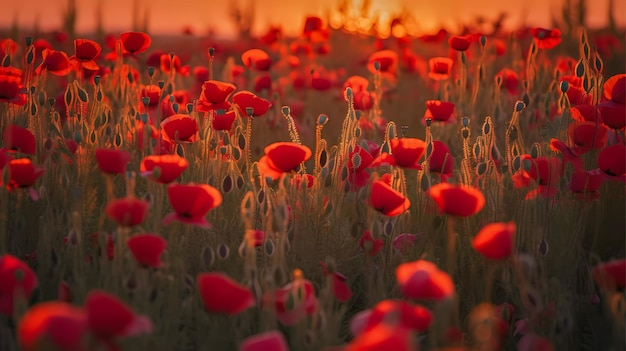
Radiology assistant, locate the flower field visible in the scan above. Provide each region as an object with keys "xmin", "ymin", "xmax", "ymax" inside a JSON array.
[{"xmin": 0, "ymin": 4, "xmax": 625, "ymax": 351}]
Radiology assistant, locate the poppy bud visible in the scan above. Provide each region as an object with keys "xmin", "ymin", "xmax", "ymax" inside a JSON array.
[
  {"xmin": 26, "ymin": 49, "xmax": 34, "ymax": 64},
  {"xmin": 462, "ymin": 128, "xmax": 470, "ymax": 139},
  {"xmin": 575, "ymin": 60, "xmax": 585, "ymax": 78},
  {"xmin": 201, "ymin": 246, "xmax": 215, "ymax": 268},
  {"xmin": 317, "ymin": 114, "xmax": 328, "ymax": 126},
  {"xmin": 594, "ymin": 54, "xmax": 603, "ymax": 73},
  {"xmin": 344, "ymin": 87, "xmax": 353, "ymax": 102}
]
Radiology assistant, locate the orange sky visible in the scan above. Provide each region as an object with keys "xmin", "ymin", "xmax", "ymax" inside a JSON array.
[{"xmin": 2, "ymin": 0, "xmax": 624, "ymax": 39}]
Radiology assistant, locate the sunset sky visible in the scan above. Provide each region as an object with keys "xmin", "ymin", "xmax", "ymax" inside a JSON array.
[{"xmin": 2, "ymin": 0, "xmax": 624, "ymax": 39}]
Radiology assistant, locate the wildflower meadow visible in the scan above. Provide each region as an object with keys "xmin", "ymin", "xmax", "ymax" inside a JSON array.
[{"xmin": 0, "ymin": 1, "xmax": 625, "ymax": 350}]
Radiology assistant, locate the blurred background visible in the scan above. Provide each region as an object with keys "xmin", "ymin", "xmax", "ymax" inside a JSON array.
[{"xmin": 1, "ymin": 0, "xmax": 624, "ymax": 39}]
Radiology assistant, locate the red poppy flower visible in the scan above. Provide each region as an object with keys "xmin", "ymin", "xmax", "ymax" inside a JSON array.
[
  {"xmin": 370, "ymin": 179, "xmax": 411, "ymax": 216},
  {"xmin": 320, "ymin": 261, "xmax": 353, "ymax": 302},
  {"xmin": 517, "ymin": 333, "xmax": 555, "ymax": 351},
  {"xmin": 359, "ymin": 229, "xmax": 384, "ymax": 256},
  {"xmin": 197, "ymin": 272, "xmax": 255, "ymax": 315},
  {"xmin": 449, "ymin": 35, "xmax": 472, "ymax": 51},
  {"xmin": 568, "ymin": 121, "xmax": 608, "ymax": 155},
  {"xmin": 241, "ymin": 48, "xmax": 272, "ymax": 71},
  {"xmin": 530, "ymin": 156, "xmax": 563, "ymax": 186},
  {"xmin": 396, "ymin": 259, "xmax": 455, "ymax": 300},
  {"xmin": 359, "ymin": 300, "xmax": 433, "ymax": 335},
  {"xmin": 233, "ymin": 91, "xmax": 272, "ymax": 118},
  {"xmin": 428, "ymin": 183, "xmax": 485, "ymax": 217},
  {"xmin": 592, "ymin": 259, "xmax": 626, "ymax": 290},
  {"xmin": 95, "ymin": 148, "xmax": 131, "ymax": 174},
  {"xmin": 496, "ymin": 68, "xmax": 520, "ymax": 95},
  {"xmin": 371, "ymin": 142, "xmax": 418, "ymax": 170},
  {"xmin": 86, "ymin": 290, "xmax": 135, "ymax": 339},
  {"xmin": 127, "ymin": 234, "xmax": 168, "ymax": 268},
  {"xmin": 263, "ymin": 271, "xmax": 317, "ymax": 325},
  {"xmin": 472, "ymin": 222, "xmax": 516, "ymax": 260},
  {"xmin": 72, "ymin": 39, "xmax": 101, "ymax": 70},
  {"xmin": 424, "ymin": 100, "xmax": 456, "ymax": 123},
  {"xmin": 570, "ymin": 104, "xmax": 602, "ymax": 123},
  {"xmin": 598, "ymin": 144, "xmax": 626, "ymax": 177},
  {"xmin": 31, "ymin": 39, "xmax": 51, "ymax": 62},
  {"xmin": 211, "ymin": 109, "xmax": 237, "ymax": 131},
  {"xmin": 530, "ymin": 28, "xmax": 562, "ymax": 49},
  {"xmin": 197, "ymin": 80, "xmax": 236, "ymax": 112},
  {"xmin": 161, "ymin": 114, "xmax": 198, "ymax": 143},
  {"xmin": 7, "ymin": 158, "xmax": 45, "ymax": 190},
  {"xmin": 52, "ymin": 30, "xmax": 68, "ymax": 43},
  {"xmin": 548, "ymin": 138, "xmax": 583, "ymax": 170},
  {"xmin": 140, "ymin": 154, "xmax": 189, "ymax": 184},
  {"xmin": 3, "ymin": 124, "xmax": 36, "ymax": 155},
  {"xmin": 344, "ymin": 75, "xmax": 369, "ymax": 92},
  {"xmin": 468, "ymin": 303, "xmax": 510, "ymax": 351},
  {"xmin": 392, "ymin": 138, "xmax": 427, "ymax": 169},
  {"xmin": 105, "ymin": 197, "xmax": 150, "ymax": 227},
  {"xmin": 428, "ymin": 140, "xmax": 454, "ymax": 178},
  {"xmin": 0, "ymin": 254, "xmax": 38, "ymax": 316},
  {"xmin": 603, "ymin": 74, "xmax": 625, "ymax": 104},
  {"xmin": 598, "ymin": 101, "xmax": 626, "ymax": 130},
  {"xmin": 353, "ymin": 90, "xmax": 374, "ymax": 111},
  {"xmin": 568, "ymin": 169, "xmax": 605, "ymax": 200},
  {"xmin": 390, "ymin": 234, "xmax": 419, "ymax": 256},
  {"xmin": 311, "ymin": 73, "xmax": 332, "ymax": 91},
  {"xmin": 160, "ymin": 53, "xmax": 189, "ymax": 76},
  {"xmin": 346, "ymin": 324, "xmax": 416, "ymax": 351},
  {"xmin": 18, "ymin": 302, "xmax": 87, "ymax": 351},
  {"xmin": 428, "ymin": 57, "xmax": 453, "ymax": 80},
  {"xmin": 36, "ymin": 49, "xmax": 73, "ymax": 76},
  {"xmin": 257, "ymin": 142, "xmax": 312, "ymax": 180},
  {"xmin": 240, "ymin": 330, "xmax": 289, "ymax": 351},
  {"xmin": 120, "ymin": 32, "xmax": 151, "ymax": 54},
  {"xmin": 567, "ymin": 84, "xmax": 594, "ymax": 105},
  {"xmin": 140, "ymin": 84, "xmax": 161, "ymax": 108},
  {"xmin": 259, "ymin": 25, "xmax": 283, "ymax": 46},
  {"xmin": 303, "ymin": 15, "xmax": 324, "ymax": 34},
  {"xmin": 253, "ymin": 73, "xmax": 272, "ymax": 92},
  {"xmin": 0, "ymin": 38, "xmax": 17, "ymax": 58},
  {"xmin": 0, "ymin": 71, "xmax": 26, "ymax": 106},
  {"xmin": 163, "ymin": 183, "xmax": 223, "ymax": 228},
  {"xmin": 367, "ymin": 50, "xmax": 398, "ymax": 75}
]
